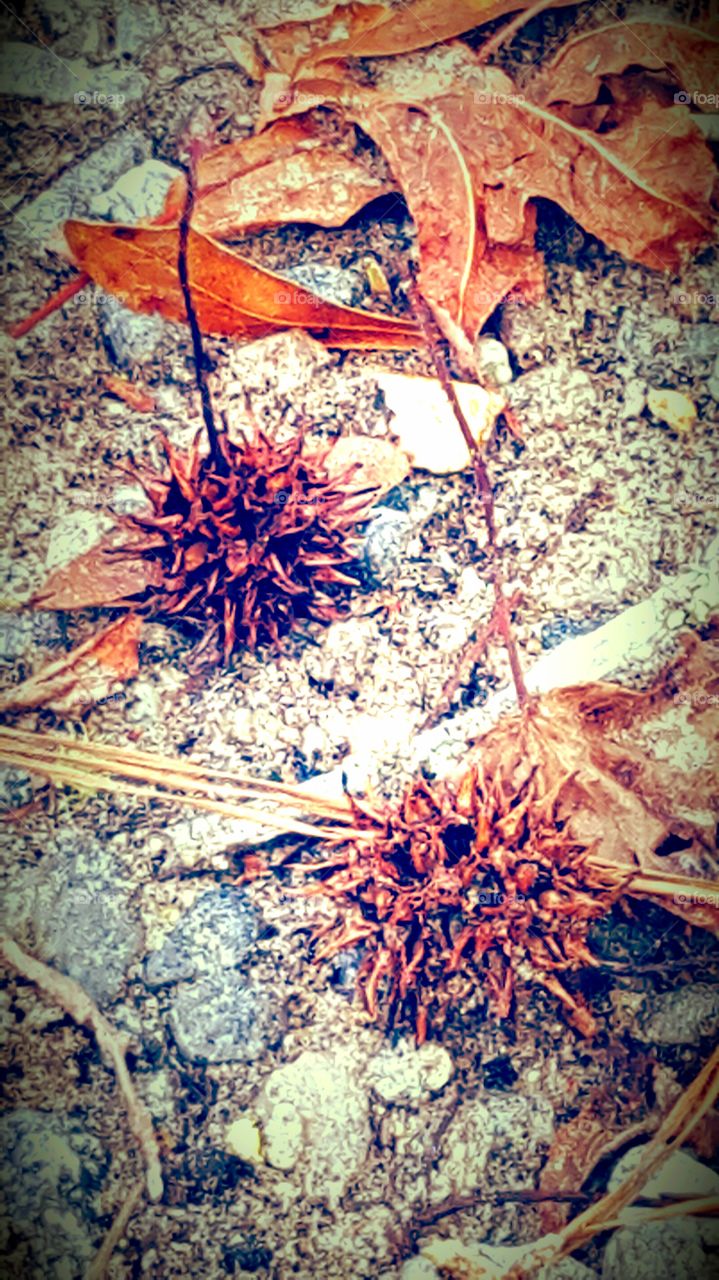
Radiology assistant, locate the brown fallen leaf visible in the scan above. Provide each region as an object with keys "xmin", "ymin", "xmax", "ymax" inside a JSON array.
[
  {"xmin": 539, "ymin": 1099, "xmax": 653, "ymax": 1233},
  {"xmin": 341, "ymin": 86, "xmax": 545, "ymax": 342},
  {"xmin": 422, "ymin": 67, "xmax": 715, "ymax": 273},
  {"xmin": 476, "ymin": 624, "xmax": 719, "ymax": 935},
  {"xmin": 103, "ymin": 374, "xmax": 156, "ymax": 413},
  {"xmin": 31, "ymin": 528, "xmax": 162, "ymax": 612},
  {"xmin": 233, "ymin": 0, "xmax": 575, "ymax": 77},
  {"xmin": 158, "ymin": 118, "xmax": 392, "ymax": 238},
  {"xmin": 268, "ymin": 49, "xmax": 714, "ymax": 346},
  {"xmin": 0, "ymin": 615, "xmax": 142, "ymax": 715},
  {"xmin": 535, "ymin": 19, "xmax": 719, "ymax": 110},
  {"xmin": 64, "ymin": 219, "xmax": 418, "ymax": 350}
]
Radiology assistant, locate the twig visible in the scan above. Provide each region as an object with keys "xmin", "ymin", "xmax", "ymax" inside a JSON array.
[
  {"xmin": 476, "ymin": 0, "xmax": 560, "ymax": 64},
  {"xmin": 0, "ymin": 933, "xmax": 163, "ymax": 1203},
  {"xmin": 7, "ymin": 272, "xmax": 90, "ymax": 338},
  {"xmin": 411, "ymin": 284, "xmax": 528, "ymax": 708},
  {"xmin": 419, "ymin": 606, "xmax": 501, "ymax": 732},
  {"xmin": 86, "ymin": 1180, "xmax": 144, "ymax": 1280},
  {"xmin": 176, "ymin": 148, "xmax": 223, "ymax": 466},
  {"xmin": 512, "ymin": 1046, "xmax": 719, "ymax": 1277}
]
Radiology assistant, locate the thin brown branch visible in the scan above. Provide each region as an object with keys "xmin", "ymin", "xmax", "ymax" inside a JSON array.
[
  {"xmin": 411, "ymin": 285, "xmax": 528, "ymax": 708},
  {"xmin": 477, "ymin": 0, "xmax": 561, "ymax": 64},
  {"xmin": 177, "ymin": 151, "xmax": 223, "ymax": 466},
  {"xmin": 0, "ymin": 934, "xmax": 163, "ymax": 1202},
  {"xmin": 86, "ymin": 1181, "xmax": 144, "ymax": 1280},
  {"xmin": 7, "ymin": 272, "xmax": 90, "ymax": 338},
  {"xmin": 419, "ymin": 606, "xmax": 501, "ymax": 732}
]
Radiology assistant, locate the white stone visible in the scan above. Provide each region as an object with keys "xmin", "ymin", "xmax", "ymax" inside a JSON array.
[
  {"xmin": 225, "ymin": 1116, "xmax": 263, "ymax": 1163},
  {"xmin": 10, "ymin": 132, "xmax": 150, "ymax": 251},
  {"xmin": 401, "ymin": 1257, "xmax": 441, "ymax": 1280},
  {"xmin": 0, "ymin": 42, "xmax": 146, "ymax": 106},
  {"xmin": 88, "ymin": 160, "xmax": 179, "ymax": 223},
  {"xmin": 608, "ymin": 1147, "xmax": 719, "ymax": 1199},
  {"xmin": 372, "ymin": 369, "xmax": 506, "ymax": 473},
  {"xmin": 474, "ymin": 336, "xmax": 513, "ymax": 387},
  {"xmin": 256, "ymin": 1048, "xmax": 370, "ymax": 1208},
  {"xmin": 367, "ymin": 1041, "xmax": 453, "ymax": 1103}
]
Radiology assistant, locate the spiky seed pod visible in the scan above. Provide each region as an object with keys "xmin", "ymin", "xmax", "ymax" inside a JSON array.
[
  {"xmin": 302, "ymin": 765, "xmax": 619, "ymax": 1041},
  {"xmin": 114, "ymin": 428, "xmax": 376, "ymax": 662}
]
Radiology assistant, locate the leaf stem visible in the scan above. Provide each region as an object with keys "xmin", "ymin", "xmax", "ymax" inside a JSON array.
[
  {"xmin": 411, "ymin": 284, "xmax": 528, "ymax": 708},
  {"xmin": 177, "ymin": 158, "xmax": 224, "ymax": 467}
]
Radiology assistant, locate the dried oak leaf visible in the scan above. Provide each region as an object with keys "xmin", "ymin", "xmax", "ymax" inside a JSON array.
[
  {"xmin": 158, "ymin": 118, "xmax": 392, "ymax": 238},
  {"xmin": 339, "ymin": 74, "xmax": 546, "ymax": 342},
  {"xmin": 230, "ymin": 0, "xmax": 575, "ymax": 77},
  {"xmin": 63, "ymin": 220, "xmax": 418, "ymax": 350},
  {"xmin": 477, "ymin": 628, "xmax": 719, "ymax": 933},
  {"xmin": 31, "ymin": 529, "xmax": 162, "ymax": 612},
  {"xmin": 392, "ymin": 61, "xmax": 716, "ymax": 272},
  {"xmin": 0, "ymin": 615, "xmax": 142, "ymax": 715},
  {"xmin": 270, "ymin": 50, "xmax": 715, "ymax": 344},
  {"xmin": 535, "ymin": 18, "xmax": 719, "ymax": 110}
]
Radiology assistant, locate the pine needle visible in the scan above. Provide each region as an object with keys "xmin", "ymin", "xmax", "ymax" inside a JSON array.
[{"xmin": 0, "ymin": 726, "xmax": 367, "ymax": 841}]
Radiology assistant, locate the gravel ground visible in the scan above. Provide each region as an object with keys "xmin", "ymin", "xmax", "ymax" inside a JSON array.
[{"xmin": 1, "ymin": 2, "xmax": 719, "ymax": 1279}]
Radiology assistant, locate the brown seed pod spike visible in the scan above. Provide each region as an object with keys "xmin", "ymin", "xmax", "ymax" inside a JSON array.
[
  {"xmin": 113, "ymin": 426, "xmax": 375, "ymax": 662},
  {"xmin": 303, "ymin": 764, "xmax": 620, "ymax": 1042}
]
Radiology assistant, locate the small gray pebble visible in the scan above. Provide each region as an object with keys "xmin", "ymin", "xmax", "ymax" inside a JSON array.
[
  {"xmin": 38, "ymin": 863, "xmax": 142, "ymax": 1005},
  {"xmin": 0, "ymin": 765, "xmax": 33, "ymax": 815},
  {"xmin": 98, "ymin": 294, "xmax": 165, "ymax": 370},
  {"xmin": 145, "ymin": 887, "xmax": 262, "ymax": 988},
  {"xmin": 284, "ymin": 262, "xmax": 365, "ymax": 308},
  {"xmin": 361, "ymin": 507, "xmax": 414, "ymax": 587},
  {"xmin": 635, "ymin": 984, "xmax": 719, "ymax": 1046},
  {"xmin": 169, "ymin": 972, "xmax": 275, "ymax": 1063},
  {"xmin": 0, "ymin": 612, "xmax": 33, "ymax": 661}
]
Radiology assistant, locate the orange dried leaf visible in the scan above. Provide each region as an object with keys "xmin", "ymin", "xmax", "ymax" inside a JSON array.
[
  {"xmin": 31, "ymin": 529, "xmax": 162, "ymax": 611},
  {"xmin": 537, "ymin": 19, "xmax": 719, "ymax": 109},
  {"xmin": 159, "ymin": 118, "xmax": 392, "ymax": 237},
  {"xmin": 0, "ymin": 615, "xmax": 142, "ymax": 715},
  {"xmin": 240, "ymin": 0, "xmax": 576, "ymax": 75},
  {"xmin": 64, "ymin": 219, "xmax": 418, "ymax": 350},
  {"xmin": 103, "ymin": 374, "xmax": 156, "ymax": 413}
]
